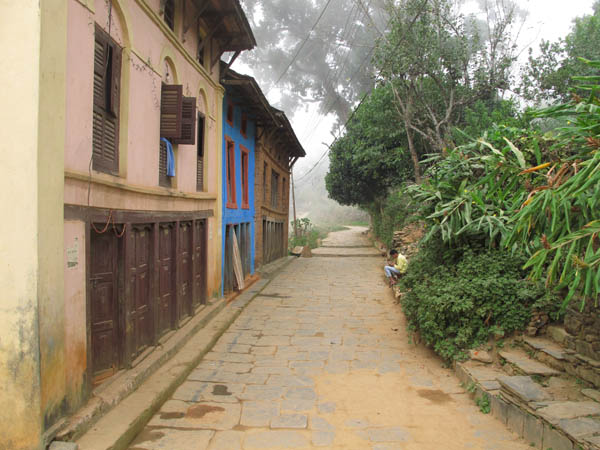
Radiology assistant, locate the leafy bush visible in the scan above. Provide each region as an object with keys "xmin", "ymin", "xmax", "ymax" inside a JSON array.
[
  {"xmin": 370, "ymin": 190, "xmax": 418, "ymax": 247},
  {"xmin": 409, "ymin": 123, "xmax": 555, "ymax": 248},
  {"xmin": 508, "ymin": 69, "xmax": 600, "ymax": 309},
  {"xmin": 398, "ymin": 239, "xmax": 557, "ymax": 361},
  {"xmin": 406, "ymin": 62, "xmax": 600, "ymax": 309}
]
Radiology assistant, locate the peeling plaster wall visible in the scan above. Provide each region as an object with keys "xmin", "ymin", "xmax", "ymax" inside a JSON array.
[
  {"xmin": 38, "ymin": 0, "xmax": 68, "ymax": 431},
  {"xmin": 63, "ymin": 222, "xmax": 87, "ymax": 411},
  {"xmin": 0, "ymin": 2, "xmax": 44, "ymax": 449}
]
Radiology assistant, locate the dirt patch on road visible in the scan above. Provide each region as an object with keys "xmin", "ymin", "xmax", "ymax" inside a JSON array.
[
  {"xmin": 313, "ymin": 367, "xmax": 523, "ymax": 449},
  {"xmin": 416, "ymin": 388, "xmax": 453, "ymax": 403}
]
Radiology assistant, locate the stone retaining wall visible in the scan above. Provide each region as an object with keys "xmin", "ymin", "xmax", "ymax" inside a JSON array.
[{"xmin": 564, "ymin": 300, "xmax": 600, "ymax": 361}]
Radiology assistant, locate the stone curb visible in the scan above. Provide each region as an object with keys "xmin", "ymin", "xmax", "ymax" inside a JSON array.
[
  {"xmin": 53, "ymin": 297, "xmax": 230, "ymax": 444},
  {"xmin": 454, "ymin": 361, "xmax": 599, "ymax": 450},
  {"xmin": 312, "ymin": 253, "xmax": 382, "ymax": 258},
  {"xmin": 257, "ymin": 256, "xmax": 296, "ymax": 279},
  {"xmin": 65, "ymin": 258, "xmax": 296, "ymax": 450}
]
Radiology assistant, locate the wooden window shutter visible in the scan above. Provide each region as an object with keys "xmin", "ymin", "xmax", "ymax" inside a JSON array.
[
  {"xmin": 93, "ymin": 34, "xmax": 107, "ymax": 110},
  {"xmin": 173, "ymin": 97, "xmax": 196, "ymax": 145},
  {"xmin": 160, "ymin": 84, "xmax": 183, "ymax": 138},
  {"xmin": 92, "ymin": 34, "xmax": 107, "ymax": 163},
  {"xmin": 92, "ymin": 24, "xmax": 120, "ymax": 175},
  {"xmin": 109, "ymin": 43, "xmax": 122, "ymax": 117},
  {"xmin": 197, "ymin": 114, "xmax": 205, "ymax": 192}
]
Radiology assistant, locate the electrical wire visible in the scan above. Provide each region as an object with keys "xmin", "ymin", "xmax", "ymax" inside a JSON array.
[
  {"xmin": 294, "ymin": 2, "xmax": 428, "ymax": 188},
  {"xmin": 299, "ymin": 0, "xmax": 383, "ymax": 144},
  {"xmin": 300, "ymin": 5, "xmax": 365, "ymax": 140},
  {"xmin": 267, "ymin": 0, "xmax": 335, "ymax": 95}
]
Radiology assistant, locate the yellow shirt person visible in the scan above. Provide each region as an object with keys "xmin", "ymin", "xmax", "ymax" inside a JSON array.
[
  {"xmin": 394, "ymin": 252, "xmax": 408, "ymax": 274},
  {"xmin": 385, "ymin": 249, "xmax": 407, "ymax": 287}
]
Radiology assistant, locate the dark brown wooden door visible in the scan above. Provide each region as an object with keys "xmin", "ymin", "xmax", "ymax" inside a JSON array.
[
  {"xmin": 158, "ymin": 223, "xmax": 175, "ymax": 337},
  {"xmin": 90, "ymin": 231, "xmax": 119, "ymax": 384},
  {"xmin": 179, "ymin": 221, "xmax": 193, "ymax": 320},
  {"xmin": 224, "ymin": 225, "xmax": 233, "ymax": 294},
  {"xmin": 193, "ymin": 220, "xmax": 207, "ymax": 307},
  {"xmin": 127, "ymin": 225, "xmax": 154, "ymax": 360}
]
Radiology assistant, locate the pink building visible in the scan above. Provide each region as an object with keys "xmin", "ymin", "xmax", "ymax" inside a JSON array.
[{"xmin": 57, "ymin": 0, "xmax": 254, "ymax": 438}]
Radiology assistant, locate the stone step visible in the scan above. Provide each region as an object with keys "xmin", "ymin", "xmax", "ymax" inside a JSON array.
[
  {"xmin": 455, "ymin": 361, "xmax": 600, "ymax": 450},
  {"xmin": 522, "ymin": 331, "xmax": 600, "ymax": 390},
  {"xmin": 521, "ymin": 336, "xmax": 571, "ymax": 373},
  {"xmin": 499, "ymin": 350, "xmax": 562, "ymax": 377},
  {"xmin": 497, "ymin": 375, "xmax": 551, "ymax": 403},
  {"xmin": 523, "ymin": 337, "xmax": 567, "ymax": 360},
  {"xmin": 547, "ymin": 324, "xmax": 575, "ymax": 347}
]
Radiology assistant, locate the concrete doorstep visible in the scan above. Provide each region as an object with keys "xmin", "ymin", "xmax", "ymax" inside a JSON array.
[{"xmin": 52, "ymin": 257, "xmax": 295, "ymax": 450}]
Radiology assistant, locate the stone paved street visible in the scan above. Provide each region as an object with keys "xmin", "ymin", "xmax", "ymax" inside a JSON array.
[{"xmin": 129, "ymin": 227, "xmax": 530, "ymax": 449}]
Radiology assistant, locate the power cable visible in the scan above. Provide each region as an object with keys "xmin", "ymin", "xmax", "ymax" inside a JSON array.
[
  {"xmin": 300, "ymin": 2, "xmax": 375, "ymax": 143},
  {"xmin": 266, "ymin": 0, "xmax": 335, "ymax": 95},
  {"xmin": 294, "ymin": 3, "xmax": 429, "ymax": 187},
  {"xmin": 299, "ymin": 3, "xmax": 366, "ymax": 141},
  {"xmin": 294, "ymin": 91, "xmax": 370, "ymax": 184}
]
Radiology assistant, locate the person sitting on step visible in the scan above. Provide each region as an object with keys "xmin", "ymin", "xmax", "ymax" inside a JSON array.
[{"xmin": 384, "ymin": 249, "xmax": 407, "ymax": 287}]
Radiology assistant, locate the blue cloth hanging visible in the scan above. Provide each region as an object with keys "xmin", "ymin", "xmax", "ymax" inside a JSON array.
[{"xmin": 161, "ymin": 137, "xmax": 175, "ymax": 177}]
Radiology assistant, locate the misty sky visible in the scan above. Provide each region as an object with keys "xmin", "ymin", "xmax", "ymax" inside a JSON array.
[{"xmin": 232, "ymin": 0, "xmax": 597, "ymax": 181}]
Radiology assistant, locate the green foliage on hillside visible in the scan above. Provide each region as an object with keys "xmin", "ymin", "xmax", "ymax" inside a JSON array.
[
  {"xmin": 398, "ymin": 240, "xmax": 559, "ymax": 361},
  {"xmin": 369, "ymin": 191, "xmax": 418, "ymax": 248},
  {"xmin": 323, "ymin": 1, "xmax": 600, "ymax": 360},
  {"xmin": 520, "ymin": 1, "xmax": 600, "ymax": 103},
  {"xmin": 325, "ymin": 83, "xmax": 416, "ymax": 207},
  {"xmin": 408, "ymin": 65, "xmax": 600, "ymax": 309}
]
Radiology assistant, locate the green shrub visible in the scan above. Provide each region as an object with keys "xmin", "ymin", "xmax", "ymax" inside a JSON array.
[
  {"xmin": 398, "ymin": 239, "xmax": 557, "ymax": 361},
  {"xmin": 370, "ymin": 190, "xmax": 418, "ymax": 247}
]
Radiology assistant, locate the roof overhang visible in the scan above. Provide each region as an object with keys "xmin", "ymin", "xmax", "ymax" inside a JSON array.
[
  {"xmin": 222, "ymin": 67, "xmax": 306, "ymax": 159},
  {"xmin": 221, "ymin": 66, "xmax": 279, "ymax": 127},
  {"xmin": 192, "ymin": 0, "xmax": 256, "ymax": 53},
  {"xmin": 271, "ymin": 108, "xmax": 306, "ymax": 158}
]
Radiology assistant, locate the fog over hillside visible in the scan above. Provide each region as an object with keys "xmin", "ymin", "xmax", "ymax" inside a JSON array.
[
  {"xmin": 291, "ymin": 159, "xmax": 369, "ymax": 226},
  {"xmin": 233, "ymin": 0, "xmax": 595, "ymax": 228}
]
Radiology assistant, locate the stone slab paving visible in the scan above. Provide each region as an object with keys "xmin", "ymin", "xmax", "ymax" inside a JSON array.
[
  {"xmin": 499, "ymin": 350, "xmax": 561, "ymax": 376},
  {"xmin": 129, "ymin": 227, "xmax": 530, "ymax": 450},
  {"xmin": 497, "ymin": 376, "xmax": 551, "ymax": 403}
]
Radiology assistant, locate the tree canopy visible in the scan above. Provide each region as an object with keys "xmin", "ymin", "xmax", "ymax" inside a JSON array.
[
  {"xmin": 371, "ymin": 0, "xmax": 522, "ymax": 180},
  {"xmin": 240, "ymin": 0, "xmax": 388, "ymax": 122},
  {"xmin": 325, "ymin": 83, "xmax": 415, "ymax": 207},
  {"xmin": 520, "ymin": 1, "xmax": 600, "ymax": 104}
]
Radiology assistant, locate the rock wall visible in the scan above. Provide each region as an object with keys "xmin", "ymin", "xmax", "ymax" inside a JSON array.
[{"xmin": 564, "ymin": 300, "xmax": 600, "ymax": 361}]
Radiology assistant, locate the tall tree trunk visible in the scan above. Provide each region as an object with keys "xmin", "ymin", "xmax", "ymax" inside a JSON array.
[
  {"xmin": 404, "ymin": 119, "xmax": 421, "ymax": 183},
  {"xmin": 390, "ymin": 82, "xmax": 422, "ymax": 183}
]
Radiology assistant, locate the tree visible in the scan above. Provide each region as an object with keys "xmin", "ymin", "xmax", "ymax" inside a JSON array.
[
  {"xmin": 520, "ymin": 1, "xmax": 600, "ymax": 104},
  {"xmin": 325, "ymin": 83, "xmax": 415, "ymax": 207},
  {"xmin": 374, "ymin": 0, "xmax": 522, "ymax": 181},
  {"xmin": 239, "ymin": 0, "xmax": 388, "ymax": 122}
]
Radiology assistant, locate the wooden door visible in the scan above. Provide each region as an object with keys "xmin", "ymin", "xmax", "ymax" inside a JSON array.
[
  {"xmin": 179, "ymin": 221, "xmax": 193, "ymax": 320},
  {"xmin": 193, "ymin": 220, "xmax": 207, "ymax": 307},
  {"xmin": 224, "ymin": 225, "xmax": 233, "ymax": 294},
  {"xmin": 245, "ymin": 223, "xmax": 251, "ymax": 275},
  {"xmin": 158, "ymin": 223, "xmax": 175, "ymax": 337},
  {"xmin": 239, "ymin": 223, "xmax": 246, "ymax": 277},
  {"xmin": 90, "ymin": 231, "xmax": 119, "ymax": 384},
  {"xmin": 127, "ymin": 225, "xmax": 154, "ymax": 360}
]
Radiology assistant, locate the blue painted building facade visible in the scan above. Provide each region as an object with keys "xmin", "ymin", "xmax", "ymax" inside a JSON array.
[{"xmin": 221, "ymin": 87, "xmax": 256, "ymax": 294}]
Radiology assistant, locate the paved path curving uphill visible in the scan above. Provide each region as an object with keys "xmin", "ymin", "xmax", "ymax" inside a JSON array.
[{"xmin": 128, "ymin": 226, "xmax": 530, "ymax": 450}]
